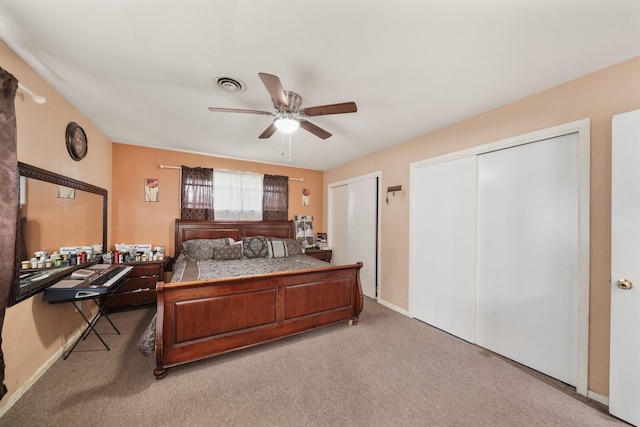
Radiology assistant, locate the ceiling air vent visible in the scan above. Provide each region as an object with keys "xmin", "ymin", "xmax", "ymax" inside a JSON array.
[{"xmin": 215, "ymin": 75, "xmax": 246, "ymax": 93}]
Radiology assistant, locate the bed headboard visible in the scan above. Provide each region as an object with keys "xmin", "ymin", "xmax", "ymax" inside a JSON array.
[{"xmin": 174, "ymin": 219, "xmax": 295, "ymax": 256}]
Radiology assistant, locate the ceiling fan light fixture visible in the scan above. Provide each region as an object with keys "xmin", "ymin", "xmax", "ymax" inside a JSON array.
[
  {"xmin": 274, "ymin": 117, "xmax": 300, "ymax": 133},
  {"xmin": 209, "ymin": 73, "xmax": 356, "ymax": 140}
]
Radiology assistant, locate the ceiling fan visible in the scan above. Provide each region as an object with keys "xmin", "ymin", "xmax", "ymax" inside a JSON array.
[{"xmin": 208, "ymin": 72, "xmax": 357, "ymax": 140}]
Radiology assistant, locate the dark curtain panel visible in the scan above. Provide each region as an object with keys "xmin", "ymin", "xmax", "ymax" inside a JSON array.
[
  {"xmin": 180, "ymin": 166, "xmax": 214, "ymax": 220},
  {"xmin": 263, "ymin": 174, "xmax": 288, "ymax": 221},
  {"xmin": 0, "ymin": 68, "xmax": 19, "ymax": 400}
]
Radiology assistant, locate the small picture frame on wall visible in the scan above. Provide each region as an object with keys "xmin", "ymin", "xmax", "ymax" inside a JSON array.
[
  {"xmin": 145, "ymin": 178, "xmax": 159, "ymax": 202},
  {"xmin": 302, "ymin": 188, "xmax": 310, "ymax": 206}
]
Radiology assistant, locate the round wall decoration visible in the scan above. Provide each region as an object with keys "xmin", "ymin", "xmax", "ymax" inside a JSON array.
[{"xmin": 65, "ymin": 122, "xmax": 88, "ymax": 161}]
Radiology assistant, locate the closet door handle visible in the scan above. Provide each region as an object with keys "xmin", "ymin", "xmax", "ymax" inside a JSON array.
[{"xmin": 616, "ymin": 279, "xmax": 633, "ymax": 290}]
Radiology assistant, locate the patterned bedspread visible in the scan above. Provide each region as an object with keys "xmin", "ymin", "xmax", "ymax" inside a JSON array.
[
  {"xmin": 137, "ymin": 254, "xmax": 331, "ymax": 356},
  {"xmin": 172, "ymin": 253, "xmax": 330, "ymax": 282}
]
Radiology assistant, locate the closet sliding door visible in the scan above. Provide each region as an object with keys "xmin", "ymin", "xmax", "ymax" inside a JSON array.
[
  {"xmin": 411, "ymin": 125, "xmax": 586, "ymax": 390},
  {"xmin": 475, "ymin": 134, "xmax": 580, "ymax": 386},
  {"xmin": 329, "ymin": 184, "xmax": 349, "ymax": 266},
  {"xmin": 347, "ymin": 178, "xmax": 378, "ymax": 299},
  {"xmin": 329, "ymin": 176, "xmax": 379, "ymax": 299},
  {"xmin": 411, "ymin": 156, "xmax": 477, "ymax": 342}
]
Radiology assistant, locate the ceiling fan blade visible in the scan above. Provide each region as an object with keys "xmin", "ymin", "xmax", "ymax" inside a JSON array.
[
  {"xmin": 258, "ymin": 72, "xmax": 288, "ymax": 110},
  {"xmin": 300, "ymin": 120, "xmax": 332, "ymax": 140},
  {"xmin": 302, "ymin": 102, "xmax": 357, "ymax": 117},
  {"xmin": 258, "ymin": 123, "xmax": 277, "ymax": 139},
  {"xmin": 208, "ymin": 107, "xmax": 273, "ymax": 115}
]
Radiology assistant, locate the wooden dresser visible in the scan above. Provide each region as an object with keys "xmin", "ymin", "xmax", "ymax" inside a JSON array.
[
  {"xmin": 103, "ymin": 258, "xmax": 171, "ymax": 311},
  {"xmin": 304, "ymin": 249, "xmax": 333, "ymax": 263}
]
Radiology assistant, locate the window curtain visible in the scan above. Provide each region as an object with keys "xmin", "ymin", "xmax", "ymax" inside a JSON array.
[
  {"xmin": 180, "ymin": 166, "xmax": 214, "ymax": 220},
  {"xmin": 0, "ymin": 68, "xmax": 19, "ymax": 400},
  {"xmin": 263, "ymin": 174, "xmax": 288, "ymax": 221},
  {"xmin": 213, "ymin": 170, "xmax": 263, "ymax": 220}
]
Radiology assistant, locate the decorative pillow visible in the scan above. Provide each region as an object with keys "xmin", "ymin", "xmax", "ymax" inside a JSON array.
[
  {"xmin": 242, "ymin": 236, "xmax": 269, "ymax": 259},
  {"xmin": 213, "ymin": 244, "xmax": 243, "ymax": 260},
  {"xmin": 268, "ymin": 240, "xmax": 289, "ymax": 258},
  {"xmin": 182, "ymin": 238, "xmax": 231, "ymax": 261},
  {"xmin": 270, "ymin": 237, "xmax": 303, "ymax": 255}
]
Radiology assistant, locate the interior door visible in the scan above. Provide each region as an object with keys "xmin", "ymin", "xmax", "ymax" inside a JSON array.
[
  {"xmin": 475, "ymin": 134, "xmax": 580, "ymax": 386},
  {"xmin": 610, "ymin": 109, "xmax": 640, "ymax": 426},
  {"xmin": 411, "ymin": 156, "xmax": 477, "ymax": 342}
]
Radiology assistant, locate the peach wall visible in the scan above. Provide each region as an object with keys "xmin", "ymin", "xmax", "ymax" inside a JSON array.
[
  {"xmin": 324, "ymin": 56, "xmax": 640, "ymax": 396},
  {"xmin": 111, "ymin": 144, "xmax": 324, "ymax": 257},
  {"xmin": 1, "ymin": 40, "xmax": 113, "ymax": 409}
]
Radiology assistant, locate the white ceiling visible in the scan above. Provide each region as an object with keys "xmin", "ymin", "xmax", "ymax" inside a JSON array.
[{"xmin": 1, "ymin": 1, "xmax": 639, "ymax": 171}]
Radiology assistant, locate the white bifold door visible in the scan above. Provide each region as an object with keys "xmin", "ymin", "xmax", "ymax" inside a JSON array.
[{"xmin": 412, "ymin": 132, "xmax": 580, "ymax": 387}]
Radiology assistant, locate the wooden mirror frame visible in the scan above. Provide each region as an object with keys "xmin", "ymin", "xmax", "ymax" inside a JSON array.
[{"xmin": 9, "ymin": 162, "xmax": 107, "ymax": 306}]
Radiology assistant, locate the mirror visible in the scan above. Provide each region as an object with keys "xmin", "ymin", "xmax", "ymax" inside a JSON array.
[{"xmin": 9, "ymin": 162, "xmax": 107, "ymax": 306}]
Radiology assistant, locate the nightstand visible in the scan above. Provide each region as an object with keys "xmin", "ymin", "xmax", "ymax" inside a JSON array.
[
  {"xmin": 304, "ymin": 249, "xmax": 332, "ymax": 263},
  {"xmin": 103, "ymin": 257, "xmax": 171, "ymax": 311}
]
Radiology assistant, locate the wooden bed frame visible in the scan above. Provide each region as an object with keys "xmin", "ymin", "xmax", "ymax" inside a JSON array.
[{"xmin": 153, "ymin": 219, "xmax": 363, "ymax": 379}]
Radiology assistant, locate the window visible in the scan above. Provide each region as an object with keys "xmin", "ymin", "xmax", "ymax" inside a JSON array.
[
  {"xmin": 213, "ymin": 170, "xmax": 263, "ymax": 220},
  {"xmin": 180, "ymin": 167, "xmax": 288, "ymax": 221}
]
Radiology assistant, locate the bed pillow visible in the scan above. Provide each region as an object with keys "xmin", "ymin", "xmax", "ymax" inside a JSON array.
[
  {"xmin": 269, "ymin": 237, "xmax": 303, "ymax": 255},
  {"xmin": 268, "ymin": 240, "xmax": 289, "ymax": 258},
  {"xmin": 242, "ymin": 236, "xmax": 269, "ymax": 259},
  {"xmin": 213, "ymin": 243, "xmax": 243, "ymax": 260},
  {"xmin": 182, "ymin": 238, "xmax": 231, "ymax": 261}
]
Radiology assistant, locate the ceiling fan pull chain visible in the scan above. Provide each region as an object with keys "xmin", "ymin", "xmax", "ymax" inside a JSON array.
[{"xmin": 288, "ymin": 133, "xmax": 292, "ymax": 162}]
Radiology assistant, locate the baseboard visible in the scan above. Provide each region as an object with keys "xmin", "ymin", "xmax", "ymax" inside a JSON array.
[
  {"xmin": 0, "ymin": 327, "xmax": 84, "ymax": 418},
  {"xmin": 376, "ymin": 298, "xmax": 410, "ymax": 317},
  {"xmin": 587, "ymin": 390, "xmax": 609, "ymax": 406}
]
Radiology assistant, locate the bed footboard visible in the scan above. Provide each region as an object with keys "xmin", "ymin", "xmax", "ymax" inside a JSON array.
[{"xmin": 154, "ymin": 262, "xmax": 363, "ymax": 379}]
